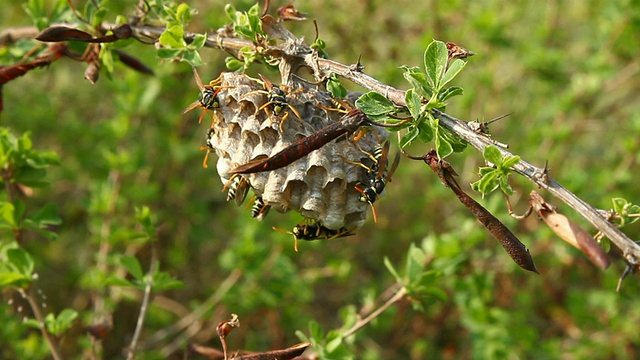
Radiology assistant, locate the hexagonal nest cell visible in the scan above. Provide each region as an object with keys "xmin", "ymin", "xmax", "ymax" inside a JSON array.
[{"xmin": 192, "ymin": 72, "xmax": 389, "ymax": 231}]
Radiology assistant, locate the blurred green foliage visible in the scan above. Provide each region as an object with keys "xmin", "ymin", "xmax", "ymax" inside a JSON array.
[{"xmin": 1, "ymin": 0, "xmax": 639, "ymax": 359}]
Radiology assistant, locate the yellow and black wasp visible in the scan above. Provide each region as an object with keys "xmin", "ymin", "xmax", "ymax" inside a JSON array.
[
  {"xmin": 274, "ymin": 219, "xmax": 355, "ymax": 251},
  {"xmin": 183, "ymin": 67, "xmax": 230, "ymax": 125},
  {"xmin": 243, "ymin": 74, "xmax": 303, "ymax": 132},
  {"xmin": 221, "ymin": 174, "xmax": 251, "ymax": 206},
  {"xmin": 199, "ymin": 127, "xmax": 216, "ymax": 168},
  {"xmin": 344, "ymin": 141, "xmax": 400, "ymax": 223},
  {"xmin": 250, "ymin": 196, "xmax": 271, "ymax": 220}
]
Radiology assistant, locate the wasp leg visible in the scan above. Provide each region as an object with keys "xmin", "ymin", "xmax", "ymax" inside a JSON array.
[
  {"xmin": 355, "ymin": 183, "xmax": 379, "ymax": 223},
  {"xmin": 199, "ymin": 146, "xmax": 213, "ymax": 168},
  {"xmin": 340, "ymin": 156, "xmax": 374, "ymax": 173}
]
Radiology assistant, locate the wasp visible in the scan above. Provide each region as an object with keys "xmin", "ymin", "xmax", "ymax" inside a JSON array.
[
  {"xmin": 221, "ymin": 174, "xmax": 251, "ymax": 206},
  {"xmin": 250, "ymin": 196, "xmax": 271, "ymax": 220},
  {"xmin": 198, "ymin": 127, "xmax": 217, "ymax": 168},
  {"xmin": 243, "ymin": 74, "xmax": 303, "ymax": 133},
  {"xmin": 183, "ymin": 67, "xmax": 230, "ymax": 125},
  {"xmin": 273, "ymin": 220, "xmax": 355, "ymax": 251},
  {"xmin": 344, "ymin": 141, "xmax": 400, "ymax": 223},
  {"xmin": 231, "ymin": 108, "xmax": 372, "ymax": 174}
]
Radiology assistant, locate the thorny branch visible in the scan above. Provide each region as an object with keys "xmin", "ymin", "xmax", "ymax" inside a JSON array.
[
  {"xmin": 6, "ymin": 14, "xmax": 640, "ymax": 274},
  {"xmin": 128, "ymin": 21, "xmax": 640, "ymax": 272}
]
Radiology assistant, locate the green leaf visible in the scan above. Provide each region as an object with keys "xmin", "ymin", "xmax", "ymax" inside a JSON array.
[
  {"xmin": 401, "ymin": 67, "xmax": 432, "ymax": 99},
  {"xmin": 29, "ymin": 203, "xmax": 62, "ymax": 227},
  {"xmin": 441, "ymin": 59, "xmax": 466, "ymax": 88},
  {"xmin": 327, "ymin": 75, "xmax": 347, "ymax": 99},
  {"xmin": 383, "ymin": 257, "xmax": 402, "ymax": 284},
  {"xmin": 627, "ymin": 205, "xmax": 640, "ymax": 225},
  {"xmin": 440, "ymin": 127, "xmax": 467, "ymax": 153},
  {"xmin": 159, "ymin": 25, "xmax": 185, "ymax": 48},
  {"xmin": 308, "ymin": 321, "xmax": 324, "ymax": 341},
  {"xmin": 189, "ymin": 33, "xmax": 207, "ymax": 50},
  {"xmin": 612, "ymin": 198, "xmax": 626, "ymax": 215},
  {"xmin": 235, "ymin": 25, "xmax": 254, "ymax": 39},
  {"xmin": 405, "ymin": 243, "xmax": 427, "ymax": 286},
  {"xmin": 157, "ymin": 48, "xmax": 183, "ymax": 60},
  {"xmin": 119, "ymin": 255, "xmax": 144, "ymax": 281},
  {"xmin": 176, "ymin": 3, "xmax": 191, "ymax": 25},
  {"xmin": 224, "ymin": 4, "xmax": 237, "ymax": 22},
  {"xmin": 600, "ymin": 237, "xmax": 611, "ymax": 253},
  {"xmin": 611, "ymin": 198, "xmax": 640, "ymax": 226},
  {"xmin": 0, "ymin": 202, "xmax": 16, "ymax": 227},
  {"xmin": 152, "ymin": 271, "xmax": 183, "ymax": 291},
  {"xmin": 248, "ymin": 3, "xmax": 261, "ymax": 17},
  {"xmin": 182, "ymin": 50, "xmax": 204, "ymax": 67},
  {"xmin": 471, "ymin": 168, "xmax": 500, "ymax": 196},
  {"xmin": 416, "ymin": 116, "xmax": 434, "ymax": 143},
  {"xmin": 399, "ymin": 125, "xmax": 420, "ymax": 149},
  {"xmin": 483, "ymin": 145, "xmax": 503, "ymax": 165},
  {"xmin": 432, "ymin": 117, "xmax": 453, "ymax": 159},
  {"xmin": 14, "ymin": 167, "xmax": 49, "ymax": 187},
  {"xmin": 225, "ymin": 57, "xmax": 244, "ymax": 71},
  {"xmin": 248, "ymin": 10, "xmax": 262, "ymax": 35},
  {"xmin": 423, "ymin": 40, "xmax": 448, "ymax": 91},
  {"xmin": 105, "ymin": 276, "xmax": 135, "ymax": 288},
  {"xmin": 0, "ymin": 248, "xmax": 35, "ymax": 287},
  {"xmin": 405, "ymin": 89, "xmax": 422, "ymax": 119},
  {"xmin": 101, "ymin": 47, "xmax": 115, "ymax": 75},
  {"xmin": 501, "ymin": 154, "xmax": 521, "ymax": 168},
  {"xmin": 46, "ymin": 308, "xmax": 78, "ymax": 336},
  {"xmin": 0, "ymin": 273, "xmax": 31, "ymax": 287},
  {"xmin": 499, "ymin": 180, "xmax": 514, "ymax": 196},
  {"xmin": 13, "ymin": 200, "xmax": 27, "ymax": 224},
  {"xmin": 7, "ymin": 248, "xmax": 34, "ymax": 278},
  {"xmin": 23, "ymin": 318, "xmax": 41, "ymax": 330},
  {"xmin": 438, "ymin": 86, "xmax": 464, "ymax": 102},
  {"xmin": 355, "ymin": 92, "xmax": 396, "ymax": 116},
  {"xmin": 326, "ymin": 333, "xmax": 343, "ymax": 353}
]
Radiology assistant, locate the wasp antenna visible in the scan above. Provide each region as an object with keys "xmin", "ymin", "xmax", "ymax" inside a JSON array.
[
  {"xmin": 257, "ymin": 73, "xmax": 272, "ymax": 88},
  {"xmin": 272, "ymin": 226, "xmax": 292, "ymax": 235},
  {"xmin": 182, "ymin": 100, "xmax": 200, "ymax": 115},
  {"xmin": 286, "ymin": 103, "xmax": 303, "ymax": 120},
  {"xmin": 192, "ymin": 66, "xmax": 204, "ymax": 90},
  {"xmin": 370, "ymin": 203, "xmax": 379, "ymax": 223}
]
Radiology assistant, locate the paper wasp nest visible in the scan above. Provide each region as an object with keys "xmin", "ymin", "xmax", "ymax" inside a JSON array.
[{"xmin": 202, "ymin": 72, "xmax": 387, "ymax": 230}]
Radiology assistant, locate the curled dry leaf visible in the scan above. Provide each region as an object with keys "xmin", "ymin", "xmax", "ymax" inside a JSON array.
[
  {"xmin": 278, "ymin": 4, "xmax": 308, "ymax": 22},
  {"xmin": 217, "ymin": 313, "xmax": 240, "ymax": 339},
  {"xmin": 530, "ymin": 190, "xmax": 610, "ymax": 270}
]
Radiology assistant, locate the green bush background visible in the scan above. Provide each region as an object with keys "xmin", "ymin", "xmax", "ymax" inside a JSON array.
[{"xmin": 1, "ymin": 0, "xmax": 639, "ymax": 359}]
